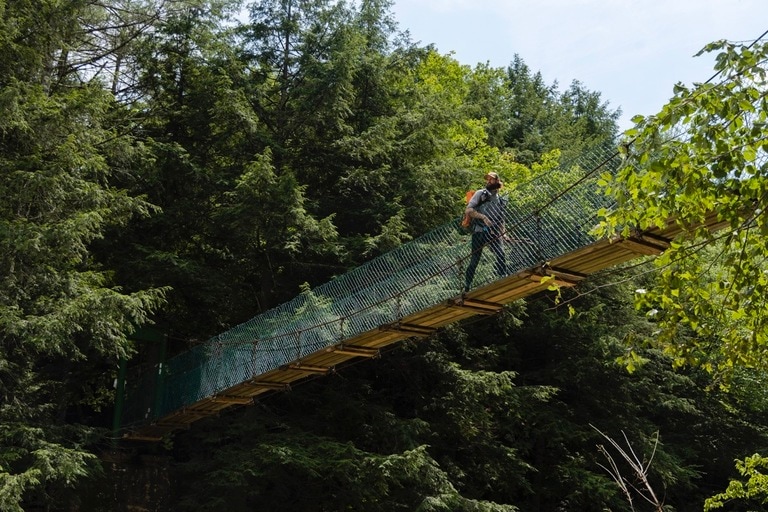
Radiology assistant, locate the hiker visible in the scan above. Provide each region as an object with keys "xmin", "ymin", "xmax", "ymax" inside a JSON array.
[{"xmin": 464, "ymin": 171, "xmax": 508, "ymax": 292}]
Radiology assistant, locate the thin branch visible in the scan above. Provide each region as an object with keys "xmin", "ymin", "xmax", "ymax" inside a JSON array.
[{"xmin": 592, "ymin": 425, "xmax": 664, "ymax": 512}]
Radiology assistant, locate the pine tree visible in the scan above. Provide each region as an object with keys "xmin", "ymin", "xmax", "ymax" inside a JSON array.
[{"xmin": 0, "ymin": 1, "xmax": 165, "ymax": 509}]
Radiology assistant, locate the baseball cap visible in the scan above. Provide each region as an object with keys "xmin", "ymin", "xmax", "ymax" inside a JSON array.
[{"xmin": 485, "ymin": 172, "xmax": 499, "ymax": 180}]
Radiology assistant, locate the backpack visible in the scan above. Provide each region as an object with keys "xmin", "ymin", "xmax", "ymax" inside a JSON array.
[{"xmin": 456, "ymin": 189, "xmax": 490, "ymax": 235}]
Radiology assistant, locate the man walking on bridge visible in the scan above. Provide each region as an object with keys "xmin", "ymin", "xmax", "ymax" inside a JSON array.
[{"xmin": 464, "ymin": 172, "xmax": 508, "ymax": 293}]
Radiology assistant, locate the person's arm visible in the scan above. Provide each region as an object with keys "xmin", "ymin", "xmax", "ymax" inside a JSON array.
[{"xmin": 465, "ymin": 191, "xmax": 492, "ymax": 226}]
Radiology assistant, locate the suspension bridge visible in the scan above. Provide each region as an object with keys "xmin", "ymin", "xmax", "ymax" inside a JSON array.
[{"xmin": 118, "ymin": 139, "xmax": 726, "ymax": 442}]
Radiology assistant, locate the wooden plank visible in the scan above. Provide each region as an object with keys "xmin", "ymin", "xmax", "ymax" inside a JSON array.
[
  {"xmin": 446, "ymin": 297, "xmax": 504, "ymax": 315},
  {"xmin": 551, "ymin": 243, "xmax": 640, "ymax": 273},
  {"xmin": 279, "ymin": 363, "xmax": 332, "ymax": 374},
  {"xmin": 326, "ymin": 345, "xmax": 380, "ymax": 358},
  {"xmin": 404, "ymin": 304, "xmax": 477, "ymax": 328},
  {"xmin": 527, "ymin": 274, "xmax": 578, "ymax": 287},
  {"xmin": 480, "ymin": 279, "xmax": 549, "ymax": 304},
  {"xmin": 338, "ymin": 329, "xmax": 404, "ymax": 349},
  {"xmin": 617, "ymin": 237, "xmax": 666, "ymax": 256},
  {"xmin": 547, "ymin": 266, "xmax": 589, "ymax": 282},
  {"xmin": 550, "ymin": 244, "xmax": 633, "ymax": 271},
  {"xmin": 299, "ymin": 352, "xmax": 354, "ymax": 369},
  {"xmin": 378, "ymin": 321, "xmax": 436, "ymax": 337},
  {"xmin": 245, "ymin": 380, "xmax": 291, "ymax": 390},
  {"xmin": 566, "ymin": 252, "xmax": 640, "ymax": 275},
  {"xmin": 209, "ymin": 395, "xmax": 253, "ymax": 405},
  {"xmin": 221, "ymin": 383, "xmax": 282, "ymax": 400}
]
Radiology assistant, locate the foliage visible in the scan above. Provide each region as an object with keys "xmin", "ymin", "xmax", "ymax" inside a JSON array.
[
  {"xmin": 504, "ymin": 55, "xmax": 619, "ymax": 166},
  {"xmin": 168, "ymin": 269, "xmax": 768, "ymax": 511},
  {"xmin": 0, "ymin": 1, "xmax": 169, "ymax": 509},
  {"xmin": 597, "ymin": 38, "xmax": 768, "ymax": 384},
  {"xmin": 172, "ymin": 398, "xmax": 519, "ymax": 511},
  {"xmin": 705, "ymin": 454, "xmax": 768, "ymax": 511}
]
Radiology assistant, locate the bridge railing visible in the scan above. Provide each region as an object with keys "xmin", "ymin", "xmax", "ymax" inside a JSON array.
[{"xmin": 122, "ymin": 140, "xmax": 623, "ymax": 427}]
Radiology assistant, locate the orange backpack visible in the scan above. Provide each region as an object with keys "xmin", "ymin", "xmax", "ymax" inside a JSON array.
[{"xmin": 460, "ymin": 190, "xmax": 476, "ymax": 230}]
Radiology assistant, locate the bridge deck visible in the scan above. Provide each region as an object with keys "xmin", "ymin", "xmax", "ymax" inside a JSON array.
[{"xmin": 122, "ymin": 212, "xmax": 726, "ymax": 441}]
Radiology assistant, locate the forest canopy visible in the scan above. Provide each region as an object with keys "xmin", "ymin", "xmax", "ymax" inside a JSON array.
[{"xmin": 0, "ymin": 0, "xmax": 766, "ymax": 511}]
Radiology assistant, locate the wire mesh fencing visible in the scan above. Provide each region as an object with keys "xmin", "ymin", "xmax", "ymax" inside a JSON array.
[{"xmin": 122, "ymin": 140, "xmax": 624, "ymax": 427}]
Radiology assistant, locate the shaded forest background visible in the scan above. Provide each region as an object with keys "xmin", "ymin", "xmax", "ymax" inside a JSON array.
[{"xmin": 1, "ymin": 0, "xmax": 767, "ymax": 511}]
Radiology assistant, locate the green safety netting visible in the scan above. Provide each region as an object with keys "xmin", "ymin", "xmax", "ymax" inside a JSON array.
[{"xmin": 122, "ymin": 140, "xmax": 624, "ymax": 427}]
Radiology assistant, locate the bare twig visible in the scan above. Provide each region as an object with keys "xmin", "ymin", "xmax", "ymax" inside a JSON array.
[{"xmin": 592, "ymin": 424, "xmax": 664, "ymax": 512}]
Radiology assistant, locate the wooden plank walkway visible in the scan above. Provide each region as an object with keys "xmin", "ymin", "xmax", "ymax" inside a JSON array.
[{"xmin": 122, "ymin": 213, "xmax": 727, "ymax": 441}]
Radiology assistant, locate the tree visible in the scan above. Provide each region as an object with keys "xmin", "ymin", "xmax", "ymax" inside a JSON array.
[
  {"xmin": 503, "ymin": 55, "xmax": 619, "ymax": 166},
  {"xmin": 98, "ymin": 0, "xmax": 292, "ymax": 335},
  {"xmin": 597, "ymin": 38, "xmax": 768, "ymax": 384},
  {"xmin": 0, "ymin": 1, "xmax": 166, "ymax": 510},
  {"xmin": 705, "ymin": 454, "xmax": 768, "ymax": 511}
]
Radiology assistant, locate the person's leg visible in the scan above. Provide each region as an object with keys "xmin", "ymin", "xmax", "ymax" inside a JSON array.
[
  {"xmin": 488, "ymin": 230, "xmax": 507, "ymax": 277},
  {"xmin": 464, "ymin": 231, "xmax": 485, "ymax": 292}
]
